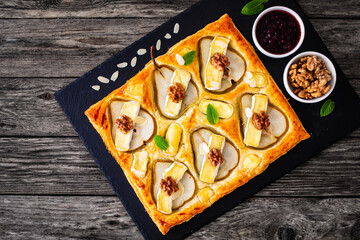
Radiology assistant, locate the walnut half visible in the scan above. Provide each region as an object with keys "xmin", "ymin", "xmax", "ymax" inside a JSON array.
[{"xmin": 168, "ymin": 82, "xmax": 186, "ymax": 103}]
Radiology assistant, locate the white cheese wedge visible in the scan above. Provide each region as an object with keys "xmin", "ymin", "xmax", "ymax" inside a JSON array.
[
  {"xmin": 165, "ymin": 123, "xmax": 183, "ymax": 156},
  {"xmin": 204, "ymin": 36, "xmax": 230, "ymax": 90},
  {"xmin": 131, "ymin": 152, "xmax": 149, "ymax": 178},
  {"xmin": 157, "ymin": 162, "xmax": 187, "ymax": 214},
  {"xmin": 114, "ymin": 101, "xmax": 140, "ymax": 151},
  {"xmin": 197, "ymin": 187, "xmax": 214, "ymax": 203},
  {"xmin": 243, "ymin": 94, "xmax": 268, "ymax": 147},
  {"xmin": 157, "ymin": 190, "xmax": 172, "ymax": 215},
  {"xmin": 163, "ymin": 69, "xmax": 191, "ymax": 116},
  {"xmin": 163, "ymin": 162, "xmax": 187, "ymax": 182},
  {"xmin": 199, "ymin": 134, "xmax": 225, "ymax": 183},
  {"xmin": 199, "ymin": 99, "xmax": 234, "ymax": 118},
  {"xmin": 242, "ymin": 154, "xmax": 262, "ymax": 171}
]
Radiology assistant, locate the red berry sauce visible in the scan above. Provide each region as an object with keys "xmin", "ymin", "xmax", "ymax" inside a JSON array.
[{"xmin": 256, "ymin": 10, "xmax": 301, "ymax": 54}]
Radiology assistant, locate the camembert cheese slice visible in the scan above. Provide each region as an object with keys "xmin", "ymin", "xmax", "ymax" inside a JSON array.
[
  {"xmin": 243, "ymin": 94, "xmax": 268, "ymax": 147},
  {"xmin": 199, "ymin": 134, "xmax": 225, "ymax": 183},
  {"xmin": 131, "ymin": 152, "xmax": 149, "ymax": 178},
  {"xmin": 199, "ymin": 99, "xmax": 234, "ymax": 119},
  {"xmin": 165, "ymin": 123, "xmax": 183, "ymax": 156},
  {"xmin": 114, "ymin": 101, "xmax": 140, "ymax": 151},
  {"xmin": 157, "ymin": 162, "xmax": 187, "ymax": 214},
  {"xmin": 164, "ymin": 69, "xmax": 191, "ymax": 116},
  {"xmin": 204, "ymin": 36, "xmax": 230, "ymax": 90},
  {"xmin": 242, "ymin": 154, "xmax": 262, "ymax": 171}
]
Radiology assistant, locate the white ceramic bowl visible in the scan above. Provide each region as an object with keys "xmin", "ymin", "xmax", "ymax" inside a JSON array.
[
  {"xmin": 252, "ymin": 6, "xmax": 305, "ymax": 58},
  {"xmin": 283, "ymin": 51, "xmax": 337, "ymax": 103}
]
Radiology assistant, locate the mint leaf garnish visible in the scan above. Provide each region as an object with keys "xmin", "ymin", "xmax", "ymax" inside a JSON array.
[
  {"xmin": 206, "ymin": 104, "xmax": 219, "ymax": 125},
  {"xmin": 320, "ymin": 99, "xmax": 335, "ymax": 117},
  {"xmin": 241, "ymin": 0, "xmax": 268, "ymax": 16},
  {"xmin": 183, "ymin": 51, "xmax": 196, "ymax": 66},
  {"xmin": 154, "ymin": 135, "xmax": 169, "ymax": 150}
]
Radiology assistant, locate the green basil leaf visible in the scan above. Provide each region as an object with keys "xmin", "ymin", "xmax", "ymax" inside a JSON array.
[
  {"xmin": 154, "ymin": 135, "xmax": 169, "ymax": 150},
  {"xmin": 206, "ymin": 104, "xmax": 219, "ymax": 125},
  {"xmin": 320, "ymin": 99, "xmax": 335, "ymax": 117},
  {"xmin": 183, "ymin": 50, "xmax": 196, "ymax": 66},
  {"xmin": 241, "ymin": 0, "xmax": 268, "ymax": 16}
]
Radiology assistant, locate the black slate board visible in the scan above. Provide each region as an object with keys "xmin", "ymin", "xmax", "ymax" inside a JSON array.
[{"xmin": 55, "ymin": 0, "xmax": 360, "ymax": 239}]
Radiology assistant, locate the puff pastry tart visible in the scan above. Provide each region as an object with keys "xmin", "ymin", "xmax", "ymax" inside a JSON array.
[{"xmin": 85, "ymin": 14, "xmax": 310, "ymax": 235}]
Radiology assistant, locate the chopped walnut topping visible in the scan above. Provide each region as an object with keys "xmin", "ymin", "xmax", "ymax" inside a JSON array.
[
  {"xmin": 288, "ymin": 56, "xmax": 332, "ymax": 100},
  {"xmin": 206, "ymin": 148, "xmax": 223, "ymax": 167},
  {"xmin": 115, "ymin": 115, "xmax": 134, "ymax": 134},
  {"xmin": 252, "ymin": 111, "xmax": 270, "ymax": 131},
  {"xmin": 160, "ymin": 176, "xmax": 179, "ymax": 196},
  {"xmin": 211, "ymin": 53, "xmax": 230, "ymax": 78},
  {"xmin": 168, "ymin": 82, "xmax": 186, "ymax": 103}
]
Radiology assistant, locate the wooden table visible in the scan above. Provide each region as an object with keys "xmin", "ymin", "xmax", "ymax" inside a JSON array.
[{"xmin": 0, "ymin": 0, "xmax": 359, "ymax": 239}]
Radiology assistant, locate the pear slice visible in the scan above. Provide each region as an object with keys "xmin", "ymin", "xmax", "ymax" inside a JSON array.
[
  {"xmin": 154, "ymin": 66, "xmax": 198, "ymax": 118},
  {"xmin": 267, "ymin": 107, "xmax": 287, "ymax": 137},
  {"xmin": 110, "ymin": 100, "xmax": 155, "ymax": 151},
  {"xmin": 192, "ymin": 129, "xmax": 239, "ymax": 181},
  {"xmin": 114, "ymin": 101, "xmax": 140, "ymax": 151},
  {"xmin": 165, "ymin": 123, "xmax": 183, "ymax": 156},
  {"xmin": 164, "ymin": 69, "xmax": 191, "ymax": 116},
  {"xmin": 199, "ymin": 100, "xmax": 234, "ymax": 119},
  {"xmin": 226, "ymin": 49, "xmax": 245, "ymax": 82},
  {"xmin": 199, "ymin": 37, "xmax": 246, "ymax": 92},
  {"xmin": 216, "ymin": 138, "xmax": 239, "ymax": 179},
  {"xmin": 258, "ymin": 133, "xmax": 277, "ymax": 148},
  {"xmin": 172, "ymin": 173, "xmax": 196, "ymax": 209},
  {"xmin": 153, "ymin": 161, "xmax": 196, "ymax": 211}
]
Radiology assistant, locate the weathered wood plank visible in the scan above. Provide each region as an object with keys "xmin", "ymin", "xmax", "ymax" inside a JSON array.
[
  {"xmin": 0, "ymin": 195, "xmax": 142, "ymax": 240},
  {"xmin": 0, "ymin": 196, "xmax": 359, "ymax": 239},
  {"xmin": 0, "ymin": 137, "xmax": 359, "ymax": 196},
  {"xmin": 0, "ymin": 0, "xmax": 359, "ymax": 19},
  {"xmin": 0, "ymin": 78, "xmax": 76, "ymax": 136},
  {"xmin": 0, "ymin": 19, "xmax": 359, "ymax": 78},
  {"xmin": 1, "ymin": 77, "xmax": 359, "ymax": 137}
]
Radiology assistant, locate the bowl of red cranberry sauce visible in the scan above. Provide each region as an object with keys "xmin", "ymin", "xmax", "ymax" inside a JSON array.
[{"xmin": 252, "ymin": 6, "xmax": 305, "ymax": 58}]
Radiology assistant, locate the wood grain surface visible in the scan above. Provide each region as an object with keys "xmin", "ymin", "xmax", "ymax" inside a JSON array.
[
  {"xmin": 1, "ymin": 196, "xmax": 359, "ymax": 239},
  {"xmin": 0, "ymin": 0, "xmax": 359, "ymax": 239}
]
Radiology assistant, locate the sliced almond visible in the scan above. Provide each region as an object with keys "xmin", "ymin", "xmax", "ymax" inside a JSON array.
[
  {"xmin": 245, "ymin": 107, "xmax": 253, "ymax": 119},
  {"xmin": 176, "ymin": 54, "xmax": 185, "ymax": 66}
]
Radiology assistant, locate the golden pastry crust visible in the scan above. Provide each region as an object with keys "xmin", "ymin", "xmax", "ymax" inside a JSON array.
[{"xmin": 85, "ymin": 14, "xmax": 310, "ymax": 235}]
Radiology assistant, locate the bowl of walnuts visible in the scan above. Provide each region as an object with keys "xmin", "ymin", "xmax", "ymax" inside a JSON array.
[{"xmin": 283, "ymin": 51, "xmax": 336, "ymax": 103}]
